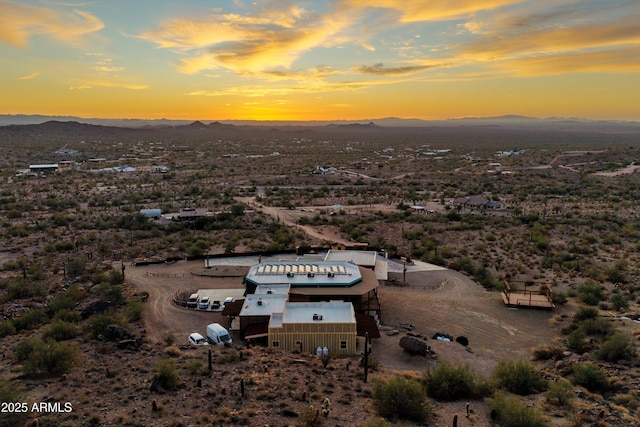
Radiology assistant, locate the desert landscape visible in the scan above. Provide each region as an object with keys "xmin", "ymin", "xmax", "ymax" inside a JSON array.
[{"xmin": 0, "ymin": 118, "xmax": 639, "ymax": 426}]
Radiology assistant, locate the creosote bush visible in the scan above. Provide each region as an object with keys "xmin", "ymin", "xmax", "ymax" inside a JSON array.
[
  {"xmin": 423, "ymin": 361, "xmax": 491, "ymax": 401},
  {"xmin": 572, "ymin": 362, "xmax": 608, "ymax": 393},
  {"xmin": 23, "ymin": 341, "xmax": 79, "ymax": 376},
  {"xmin": 154, "ymin": 359, "xmax": 180, "ymax": 389},
  {"xmin": 371, "ymin": 374, "xmax": 431, "ymax": 423},
  {"xmin": 492, "ymin": 359, "xmax": 548, "ymax": 395},
  {"xmin": 545, "ymin": 380, "xmax": 574, "ymax": 406},
  {"xmin": 488, "ymin": 391, "xmax": 548, "ymax": 427},
  {"xmin": 596, "ymin": 333, "xmax": 636, "ymax": 362}
]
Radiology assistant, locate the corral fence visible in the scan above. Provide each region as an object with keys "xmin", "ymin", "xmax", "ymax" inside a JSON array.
[
  {"xmin": 383, "ymin": 279, "xmax": 446, "ymax": 291},
  {"xmin": 146, "ymin": 272, "xmax": 191, "ymax": 279},
  {"xmin": 172, "ymin": 289, "xmax": 197, "ymax": 307}
]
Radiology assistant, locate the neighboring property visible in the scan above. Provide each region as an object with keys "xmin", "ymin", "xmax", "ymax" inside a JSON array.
[
  {"xmin": 269, "ymin": 301, "xmax": 357, "ymax": 355},
  {"xmin": 453, "ymin": 195, "xmax": 502, "ymax": 211},
  {"xmin": 139, "ymin": 208, "xmax": 162, "ymax": 219},
  {"xmin": 176, "ymin": 207, "xmax": 208, "ymax": 221},
  {"xmin": 29, "ymin": 164, "xmax": 59, "ymax": 174}
]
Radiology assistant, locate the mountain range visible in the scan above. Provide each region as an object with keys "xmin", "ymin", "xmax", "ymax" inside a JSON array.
[{"xmin": 1, "ymin": 114, "xmax": 638, "ymax": 129}]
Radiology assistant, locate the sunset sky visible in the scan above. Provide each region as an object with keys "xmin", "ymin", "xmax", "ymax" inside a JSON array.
[{"xmin": 1, "ymin": 0, "xmax": 639, "ymax": 121}]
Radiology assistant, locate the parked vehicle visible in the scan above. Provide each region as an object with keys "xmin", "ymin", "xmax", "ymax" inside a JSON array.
[
  {"xmin": 187, "ymin": 293, "xmax": 199, "ymax": 308},
  {"xmin": 188, "ymin": 332, "xmax": 208, "ymax": 346},
  {"xmin": 211, "ymin": 300, "xmax": 221, "ymax": 310},
  {"xmin": 198, "ymin": 297, "xmax": 210, "ymax": 310},
  {"xmin": 222, "ymin": 297, "xmax": 233, "ymax": 309},
  {"xmin": 206, "ymin": 323, "xmax": 232, "ymax": 345}
]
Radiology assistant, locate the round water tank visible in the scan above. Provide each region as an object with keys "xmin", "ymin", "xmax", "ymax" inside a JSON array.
[
  {"xmin": 316, "ymin": 346, "xmax": 322, "ymax": 356},
  {"xmin": 322, "ymin": 347, "xmax": 328, "ymax": 356}
]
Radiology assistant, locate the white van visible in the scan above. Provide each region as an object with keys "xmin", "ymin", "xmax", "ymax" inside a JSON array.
[
  {"xmin": 187, "ymin": 293, "xmax": 199, "ymax": 308},
  {"xmin": 206, "ymin": 323, "xmax": 232, "ymax": 346}
]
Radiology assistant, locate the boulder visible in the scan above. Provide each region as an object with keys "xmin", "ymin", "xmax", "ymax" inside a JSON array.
[
  {"xmin": 104, "ymin": 324, "xmax": 134, "ymax": 341},
  {"xmin": 399, "ymin": 335, "xmax": 430, "ymax": 356}
]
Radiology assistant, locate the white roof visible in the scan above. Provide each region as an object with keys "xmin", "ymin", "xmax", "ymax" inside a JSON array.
[
  {"xmin": 254, "ymin": 284, "xmax": 291, "ymax": 295},
  {"xmin": 281, "ymin": 301, "xmax": 355, "ymax": 324},
  {"xmin": 239, "ymin": 294, "xmax": 287, "ymax": 317},
  {"xmin": 324, "ymin": 250, "xmax": 377, "ymax": 267}
]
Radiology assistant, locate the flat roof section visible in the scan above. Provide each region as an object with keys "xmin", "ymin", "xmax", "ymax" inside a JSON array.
[
  {"xmin": 245, "ymin": 261, "xmax": 362, "ymax": 288},
  {"xmin": 255, "ymin": 284, "xmax": 291, "ymax": 295},
  {"xmin": 239, "ymin": 294, "xmax": 287, "ymax": 317},
  {"xmin": 281, "ymin": 301, "xmax": 356, "ymax": 324},
  {"xmin": 324, "ymin": 250, "xmax": 377, "ymax": 268}
]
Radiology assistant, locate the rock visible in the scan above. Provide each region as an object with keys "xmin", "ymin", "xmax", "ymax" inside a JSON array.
[
  {"xmin": 117, "ymin": 338, "xmax": 141, "ymax": 350},
  {"xmin": 399, "ymin": 335, "xmax": 430, "ymax": 356},
  {"xmin": 80, "ymin": 300, "xmax": 115, "ymax": 319},
  {"xmin": 386, "ymin": 329, "xmax": 400, "ymax": 336},
  {"xmin": 456, "ymin": 336, "xmax": 469, "ymax": 346},
  {"xmin": 104, "ymin": 324, "xmax": 134, "ymax": 341}
]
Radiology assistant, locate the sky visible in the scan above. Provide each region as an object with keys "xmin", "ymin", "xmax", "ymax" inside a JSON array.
[{"xmin": 1, "ymin": 0, "xmax": 639, "ymax": 121}]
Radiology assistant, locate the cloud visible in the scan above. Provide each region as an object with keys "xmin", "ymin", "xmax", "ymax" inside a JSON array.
[
  {"xmin": 71, "ymin": 80, "xmax": 149, "ymax": 90},
  {"xmin": 356, "ymin": 62, "xmax": 440, "ymax": 75},
  {"xmin": 17, "ymin": 71, "xmax": 40, "ymax": 80},
  {"xmin": 505, "ymin": 46, "xmax": 640, "ymax": 76},
  {"xmin": 339, "ymin": 0, "xmax": 521, "ymax": 22},
  {"xmin": 0, "ymin": 1, "xmax": 104, "ymax": 47},
  {"xmin": 137, "ymin": 4, "xmax": 358, "ymax": 74}
]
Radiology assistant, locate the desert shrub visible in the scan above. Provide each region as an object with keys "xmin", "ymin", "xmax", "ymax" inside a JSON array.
[
  {"xmin": 0, "ymin": 379, "xmax": 30, "ymax": 424},
  {"xmin": 163, "ymin": 345, "xmax": 182, "ymax": 357},
  {"xmin": 186, "ymin": 359, "xmax": 202, "ymax": 375},
  {"xmin": 47, "ymin": 293, "xmax": 75, "ymax": 316},
  {"xmin": 371, "ymin": 374, "xmax": 431, "ymax": 423},
  {"xmin": 567, "ymin": 329, "xmax": 590, "ymax": 353},
  {"xmin": 545, "ymin": 380, "xmax": 574, "ymax": 406},
  {"xmin": 596, "ymin": 333, "xmax": 636, "ymax": 362},
  {"xmin": 577, "ymin": 282, "xmax": 604, "ymax": 306},
  {"xmin": 154, "ymin": 359, "xmax": 180, "ymax": 389},
  {"xmin": 84, "ymin": 312, "xmax": 125, "ymax": 339},
  {"xmin": 125, "ymin": 300, "xmax": 144, "ymax": 322},
  {"xmin": 552, "ymin": 292, "xmax": 567, "ymax": 305},
  {"xmin": 574, "ymin": 306, "xmax": 599, "ymax": 321},
  {"xmin": 609, "ymin": 293, "xmax": 630, "ymax": 311},
  {"xmin": 488, "ymin": 392, "xmax": 548, "ymax": 427},
  {"xmin": 423, "ymin": 361, "xmax": 488, "ymax": 401},
  {"xmin": 531, "ymin": 345, "xmax": 564, "ymax": 361},
  {"xmin": 23, "ymin": 341, "xmax": 79, "ymax": 376},
  {"xmin": 493, "ymin": 360, "xmax": 547, "ymax": 395},
  {"xmin": 0, "ymin": 320, "xmax": 16, "ymax": 338},
  {"xmin": 224, "ymin": 349, "xmax": 240, "ymax": 363},
  {"xmin": 14, "ymin": 338, "xmax": 37, "ymax": 362},
  {"xmin": 43, "ymin": 319, "xmax": 80, "ymax": 341},
  {"xmin": 299, "ymin": 405, "xmax": 323, "ymax": 427},
  {"xmin": 572, "ymin": 362, "xmax": 608, "ymax": 393},
  {"xmin": 580, "ymin": 318, "xmax": 613, "ymax": 336},
  {"xmin": 12, "ymin": 309, "xmax": 47, "ymax": 331},
  {"xmin": 5, "ymin": 278, "xmax": 46, "ymax": 300},
  {"xmin": 54, "ymin": 308, "xmax": 82, "ymax": 323}
]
